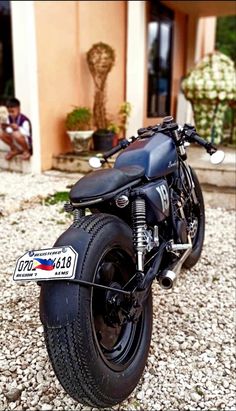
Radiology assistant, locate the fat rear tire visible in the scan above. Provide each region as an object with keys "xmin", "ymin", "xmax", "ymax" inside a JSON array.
[{"xmin": 42, "ymin": 214, "xmax": 153, "ymax": 407}]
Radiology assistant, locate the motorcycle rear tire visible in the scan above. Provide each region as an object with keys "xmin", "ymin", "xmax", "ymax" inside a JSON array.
[
  {"xmin": 43, "ymin": 214, "xmax": 153, "ymax": 407},
  {"xmin": 183, "ymin": 167, "xmax": 205, "ymax": 269}
]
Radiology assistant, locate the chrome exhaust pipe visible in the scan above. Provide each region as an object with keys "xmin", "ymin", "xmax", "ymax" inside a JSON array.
[
  {"xmin": 158, "ymin": 270, "xmax": 176, "ymax": 289},
  {"xmin": 158, "ymin": 236, "xmax": 192, "ymax": 290}
]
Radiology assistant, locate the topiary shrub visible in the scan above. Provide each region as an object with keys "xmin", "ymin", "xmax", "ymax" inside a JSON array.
[
  {"xmin": 86, "ymin": 42, "xmax": 115, "ymax": 131},
  {"xmin": 182, "ymin": 51, "xmax": 236, "ymax": 144}
]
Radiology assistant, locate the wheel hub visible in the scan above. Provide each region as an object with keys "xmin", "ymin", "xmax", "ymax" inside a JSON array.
[
  {"xmin": 105, "ymin": 282, "xmax": 127, "ymax": 326},
  {"xmin": 105, "ymin": 283, "xmax": 149, "ymax": 326}
]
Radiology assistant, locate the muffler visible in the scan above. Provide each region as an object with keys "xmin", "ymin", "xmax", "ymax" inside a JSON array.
[
  {"xmin": 158, "ymin": 236, "xmax": 192, "ymax": 290},
  {"xmin": 158, "ymin": 270, "xmax": 176, "ymax": 289}
]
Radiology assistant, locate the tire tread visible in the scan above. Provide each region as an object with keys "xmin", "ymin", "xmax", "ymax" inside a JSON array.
[{"xmin": 44, "ymin": 214, "xmax": 146, "ymax": 407}]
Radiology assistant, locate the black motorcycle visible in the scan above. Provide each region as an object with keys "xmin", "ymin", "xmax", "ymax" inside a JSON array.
[{"xmin": 14, "ymin": 116, "xmax": 224, "ymax": 408}]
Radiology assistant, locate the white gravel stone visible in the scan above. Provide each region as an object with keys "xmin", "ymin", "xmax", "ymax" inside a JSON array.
[
  {"xmin": 223, "ymin": 380, "xmax": 230, "ymax": 389},
  {"xmin": 0, "ymin": 171, "xmax": 235, "ymax": 411},
  {"xmin": 36, "ymin": 371, "xmax": 45, "ymax": 384},
  {"xmin": 9, "ymin": 403, "xmax": 17, "ymax": 410},
  {"xmin": 136, "ymin": 391, "xmax": 145, "ymax": 400},
  {"xmin": 190, "ymin": 392, "xmax": 202, "ymax": 402},
  {"xmin": 41, "ymin": 404, "xmax": 52, "ymax": 411}
]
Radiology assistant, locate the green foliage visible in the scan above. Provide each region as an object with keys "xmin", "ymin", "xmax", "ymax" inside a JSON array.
[
  {"xmin": 66, "ymin": 107, "xmax": 92, "ymax": 131},
  {"xmin": 216, "ymin": 16, "xmax": 236, "ymax": 62},
  {"xmin": 195, "ymin": 386, "xmax": 205, "ymax": 396},
  {"xmin": 107, "ymin": 122, "xmax": 120, "ymax": 134},
  {"xmin": 215, "ymin": 16, "xmax": 236, "ymax": 145},
  {"xmin": 107, "ymin": 101, "xmax": 132, "ymax": 137},
  {"xmin": 45, "ymin": 191, "xmax": 69, "ymax": 205},
  {"xmin": 118, "ymin": 101, "xmax": 132, "ymax": 131}
]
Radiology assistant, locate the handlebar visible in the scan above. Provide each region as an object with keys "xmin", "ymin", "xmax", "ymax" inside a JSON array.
[
  {"xmin": 93, "ymin": 119, "xmax": 219, "ymax": 165},
  {"xmin": 103, "ymin": 136, "xmax": 136, "ymax": 160},
  {"xmin": 182, "ymin": 124, "xmax": 217, "ymax": 154},
  {"xmin": 103, "ymin": 144, "xmax": 124, "ymax": 160}
]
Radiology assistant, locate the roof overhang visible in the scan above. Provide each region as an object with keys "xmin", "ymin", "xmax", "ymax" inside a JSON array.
[{"xmin": 160, "ymin": 1, "xmax": 236, "ymax": 17}]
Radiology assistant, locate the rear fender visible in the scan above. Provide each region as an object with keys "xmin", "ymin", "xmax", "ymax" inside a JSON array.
[{"xmin": 39, "ymin": 225, "xmax": 92, "ymax": 329}]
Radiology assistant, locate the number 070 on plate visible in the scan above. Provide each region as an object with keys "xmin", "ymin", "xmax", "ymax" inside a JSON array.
[{"xmin": 13, "ymin": 246, "xmax": 78, "ymax": 282}]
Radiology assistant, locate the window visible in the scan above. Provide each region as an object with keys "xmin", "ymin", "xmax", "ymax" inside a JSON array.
[
  {"xmin": 0, "ymin": 0, "xmax": 14, "ymax": 101},
  {"xmin": 147, "ymin": 1, "xmax": 173, "ymax": 117}
]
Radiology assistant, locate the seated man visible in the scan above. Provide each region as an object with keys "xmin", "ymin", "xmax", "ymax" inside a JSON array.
[{"xmin": 0, "ymin": 97, "xmax": 32, "ymax": 160}]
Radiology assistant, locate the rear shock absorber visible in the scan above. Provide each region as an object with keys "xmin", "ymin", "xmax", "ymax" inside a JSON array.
[
  {"xmin": 132, "ymin": 197, "xmax": 147, "ymax": 273},
  {"xmin": 73, "ymin": 208, "xmax": 85, "ymax": 223},
  {"xmin": 64, "ymin": 202, "xmax": 85, "ymax": 224}
]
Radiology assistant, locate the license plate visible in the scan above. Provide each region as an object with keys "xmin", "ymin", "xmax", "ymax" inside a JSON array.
[{"xmin": 13, "ymin": 246, "xmax": 78, "ymax": 282}]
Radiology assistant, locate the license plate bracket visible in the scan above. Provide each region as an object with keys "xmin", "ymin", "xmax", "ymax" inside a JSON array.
[{"xmin": 13, "ymin": 246, "xmax": 78, "ymax": 282}]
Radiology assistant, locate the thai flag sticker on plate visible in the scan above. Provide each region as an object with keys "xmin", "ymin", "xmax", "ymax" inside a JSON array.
[{"xmin": 13, "ymin": 246, "xmax": 78, "ymax": 282}]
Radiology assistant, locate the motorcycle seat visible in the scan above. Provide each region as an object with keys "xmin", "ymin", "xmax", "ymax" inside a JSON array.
[{"xmin": 70, "ymin": 165, "xmax": 144, "ymax": 202}]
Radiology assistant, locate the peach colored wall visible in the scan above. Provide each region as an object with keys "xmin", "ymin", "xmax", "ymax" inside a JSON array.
[
  {"xmin": 170, "ymin": 11, "xmax": 188, "ymax": 116},
  {"xmin": 77, "ymin": 1, "xmax": 126, "ymax": 120},
  {"xmin": 35, "ymin": 1, "xmax": 126, "ymax": 170},
  {"xmin": 161, "ymin": 1, "xmax": 236, "ymax": 18},
  {"xmin": 35, "ymin": 1, "xmax": 78, "ymax": 170}
]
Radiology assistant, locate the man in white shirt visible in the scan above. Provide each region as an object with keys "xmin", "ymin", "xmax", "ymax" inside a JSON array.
[{"xmin": 0, "ymin": 98, "xmax": 32, "ymax": 161}]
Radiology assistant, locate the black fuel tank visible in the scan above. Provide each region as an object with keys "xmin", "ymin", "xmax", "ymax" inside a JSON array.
[{"xmin": 114, "ymin": 132, "xmax": 177, "ymax": 179}]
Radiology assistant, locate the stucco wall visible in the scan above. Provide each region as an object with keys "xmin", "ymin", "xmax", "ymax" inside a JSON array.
[
  {"xmin": 35, "ymin": 1, "xmax": 126, "ymax": 170},
  {"xmin": 77, "ymin": 1, "xmax": 126, "ymax": 120},
  {"xmin": 35, "ymin": 1, "xmax": 78, "ymax": 170},
  {"xmin": 170, "ymin": 10, "xmax": 188, "ymax": 116}
]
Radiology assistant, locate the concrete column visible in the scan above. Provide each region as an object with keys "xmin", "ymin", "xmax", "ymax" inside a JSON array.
[
  {"xmin": 187, "ymin": 15, "xmax": 217, "ymax": 69},
  {"xmin": 186, "ymin": 14, "xmax": 199, "ymax": 71},
  {"xmin": 126, "ymin": 1, "xmax": 146, "ymax": 136},
  {"xmin": 11, "ymin": 1, "xmax": 41, "ymax": 173},
  {"xmin": 200, "ymin": 17, "xmax": 216, "ymax": 57}
]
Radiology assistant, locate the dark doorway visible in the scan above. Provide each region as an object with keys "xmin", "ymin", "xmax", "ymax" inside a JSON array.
[
  {"xmin": 0, "ymin": 1, "xmax": 14, "ymax": 102},
  {"xmin": 147, "ymin": 1, "xmax": 173, "ymax": 118}
]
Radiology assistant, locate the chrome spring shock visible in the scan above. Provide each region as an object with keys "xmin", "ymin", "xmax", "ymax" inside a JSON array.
[
  {"xmin": 73, "ymin": 208, "xmax": 85, "ymax": 223},
  {"xmin": 132, "ymin": 197, "xmax": 147, "ymax": 272},
  {"xmin": 64, "ymin": 202, "xmax": 85, "ymax": 223}
]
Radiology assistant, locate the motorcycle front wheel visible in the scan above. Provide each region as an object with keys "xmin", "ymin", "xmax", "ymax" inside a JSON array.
[
  {"xmin": 183, "ymin": 167, "xmax": 205, "ymax": 268},
  {"xmin": 43, "ymin": 214, "xmax": 152, "ymax": 407}
]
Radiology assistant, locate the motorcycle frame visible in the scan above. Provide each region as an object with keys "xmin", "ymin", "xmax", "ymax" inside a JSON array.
[{"xmin": 63, "ymin": 126, "xmax": 196, "ymax": 296}]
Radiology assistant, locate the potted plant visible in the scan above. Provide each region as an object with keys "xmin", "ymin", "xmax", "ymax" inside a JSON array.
[
  {"xmin": 86, "ymin": 42, "xmax": 116, "ymax": 151},
  {"xmin": 66, "ymin": 106, "xmax": 93, "ymax": 152},
  {"xmin": 107, "ymin": 101, "xmax": 132, "ymax": 146}
]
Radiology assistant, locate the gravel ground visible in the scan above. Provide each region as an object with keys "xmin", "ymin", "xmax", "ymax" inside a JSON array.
[{"xmin": 0, "ymin": 171, "xmax": 235, "ymax": 411}]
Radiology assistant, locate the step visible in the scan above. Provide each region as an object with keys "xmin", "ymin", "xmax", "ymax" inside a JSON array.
[
  {"xmin": 52, "ymin": 152, "xmax": 93, "ymax": 174},
  {"xmin": 186, "ymin": 146, "xmax": 235, "ymax": 188},
  {"xmin": 0, "ymin": 150, "xmax": 31, "ymax": 173},
  {"xmin": 1, "ymin": 145, "xmax": 235, "ymax": 191},
  {"xmin": 52, "ymin": 146, "xmax": 236, "ymax": 189},
  {"xmin": 52, "ymin": 151, "xmax": 113, "ymax": 174}
]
